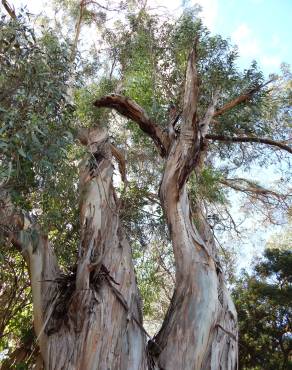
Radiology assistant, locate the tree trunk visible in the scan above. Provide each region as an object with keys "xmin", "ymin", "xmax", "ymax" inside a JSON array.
[
  {"xmin": 93, "ymin": 44, "xmax": 238, "ymax": 369},
  {"xmin": 15, "ymin": 127, "xmax": 147, "ymax": 370},
  {"xmin": 152, "ymin": 150, "xmax": 238, "ymax": 370},
  {"xmin": 7, "ymin": 126, "xmax": 238, "ymax": 369}
]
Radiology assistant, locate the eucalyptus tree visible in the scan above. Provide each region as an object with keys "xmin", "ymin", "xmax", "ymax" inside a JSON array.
[{"xmin": 1, "ymin": 1, "xmax": 291, "ymax": 370}]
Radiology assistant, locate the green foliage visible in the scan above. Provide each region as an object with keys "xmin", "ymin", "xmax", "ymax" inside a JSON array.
[
  {"xmin": 189, "ymin": 166, "xmax": 226, "ymax": 204},
  {"xmin": 120, "ymin": 181, "xmax": 164, "ymax": 247},
  {"xmin": 133, "ymin": 242, "xmax": 173, "ymax": 320},
  {"xmin": 0, "ymin": 11, "xmax": 75, "ymax": 211},
  {"xmin": 0, "ymin": 248, "xmax": 32, "ymax": 356},
  {"xmin": 73, "ymin": 78, "xmax": 117, "ymax": 127},
  {"xmin": 0, "ymin": 10, "xmax": 78, "ymax": 359},
  {"xmin": 233, "ymin": 248, "xmax": 292, "ymax": 370}
]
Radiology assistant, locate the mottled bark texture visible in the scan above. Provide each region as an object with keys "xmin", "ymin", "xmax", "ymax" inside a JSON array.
[{"xmin": 3, "ymin": 128, "xmax": 147, "ymax": 370}]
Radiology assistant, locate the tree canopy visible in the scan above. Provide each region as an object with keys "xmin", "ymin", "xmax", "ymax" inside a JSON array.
[{"xmin": 234, "ymin": 247, "xmax": 292, "ymax": 370}]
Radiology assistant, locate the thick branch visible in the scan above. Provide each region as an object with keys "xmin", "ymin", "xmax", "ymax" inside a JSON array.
[
  {"xmin": 213, "ymin": 80, "xmax": 273, "ymax": 118},
  {"xmin": 199, "ymin": 91, "xmax": 219, "ymax": 138},
  {"xmin": 206, "ymin": 134, "xmax": 292, "ymax": 154},
  {"xmin": 94, "ymin": 94, "xmax": 169, "ymax": 156}
]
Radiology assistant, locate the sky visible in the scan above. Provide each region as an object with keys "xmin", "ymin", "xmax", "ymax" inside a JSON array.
[{"xmin": 209, "ymin": 0, "xmax": 292, "ymax": 76}]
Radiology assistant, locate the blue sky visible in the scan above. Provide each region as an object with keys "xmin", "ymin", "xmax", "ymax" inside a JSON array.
[{"xmin": 211, "ymin": 0, "xmax": 292, "ymax": 76}]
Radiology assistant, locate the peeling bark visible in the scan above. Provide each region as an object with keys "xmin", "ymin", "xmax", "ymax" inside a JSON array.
[
  {"xmin": 153, "ymin": 168, "xmax": 237, "ymax": 370},
  {"xmin": 3, "ymin": 128, "xmax": 147, "ymax": 370}
]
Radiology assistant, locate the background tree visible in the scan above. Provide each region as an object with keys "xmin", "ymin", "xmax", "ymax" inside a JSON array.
[{"xmin": 233, "ymin": 247, "xmax": 292, "ymax": 370}]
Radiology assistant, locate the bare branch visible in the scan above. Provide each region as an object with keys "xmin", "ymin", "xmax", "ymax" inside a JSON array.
[
  {"xmin": 84, "ymin": 0, "xmax": 126, "ymax": 11},
  {"xmin": 220, "ymin": 178, "xmax": 288, "ymax": 199},
  {"xmin": 94, "ymin": 94, "xmax": 170, "ymax": 156},
  {"xmin": 70, "ymin": 0, "xmax": 86, "ymax": 63},
  {"xmin": 213, "ymin": 80, "xmax": 273, "ymax": 118},
  {"xmin": 206, "ymin": 134, "xmax": 292, "ymax": 154},
  {"xmin": 1, "ymin": 0, "xmax": 16, "ymax": 19}
]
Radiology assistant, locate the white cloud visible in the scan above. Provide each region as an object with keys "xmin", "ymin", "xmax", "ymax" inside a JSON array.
[
  {"xmin": 231, "ymin": 23, "xmax": 283, "ymax": 74},
  {"xmin": 260, "ymin": 55, "xmax": 281, "ymax": 69},
  {"xmin": 192, "ymin": 0, "xmax": 218, "ymax": 30},
  {"xmin": 231, "ymin": 23, "xmax": 260, "ymax": 57}
]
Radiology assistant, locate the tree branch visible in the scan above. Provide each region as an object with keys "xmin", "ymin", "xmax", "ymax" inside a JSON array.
[
  {"xmin": 220, "ymin": 178, "xmax": 288, "ymax": 200},
  {"xmin": 213, "ymin": 80, "xmax": 273, "ymax": 118},
  {"xmin": 182, "ymin": 40, "xmax": 199, "ymax": 132},
  {"xmin": 206, "ymin": 134, "xmax": 292, "ymax": 154},
  {"xmin": 1, "ymin": 0, "xmax": 16, "ymax": 19},
  {"xmin": 70, "ymin": 0, "xmax": 86, "ymax": 63},
  {"xmin": 94, "ymin": 94, "xmax": 170, "ymax": 156},
  {"xmin": 199, "ymin": 91, "xmax": 219, "ymax": 138}
]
